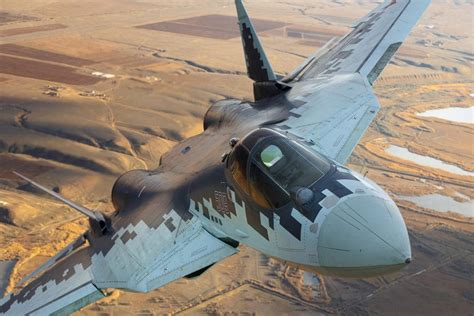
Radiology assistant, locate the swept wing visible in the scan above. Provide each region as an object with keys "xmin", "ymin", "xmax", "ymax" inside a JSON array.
[
  {"xmin": 280, "ymin": 0, "xmax": 430, "ymax": 164},
  {"xmin": 0, "ymin": 175, "xmax": 238, "ymax": 315}
]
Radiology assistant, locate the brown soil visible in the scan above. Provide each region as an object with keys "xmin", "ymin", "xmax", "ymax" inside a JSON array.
[
  {"xmin": 0, "ymin": 24, "xmax": 66, "ymax": 37},
  {"xmin": 0, "ymin": 55, "xmax": 101, "ymax": 85},
  {"xmin": 0, "ymin": 44, "xmax": 94, "ymax": 67},
  {"xmin": 0, "ymin": 12, "xmax": 38, "ymax": 26},
  {"xmin": 0, "ymin": 155, "xmax": 53, "ymax": 180}
]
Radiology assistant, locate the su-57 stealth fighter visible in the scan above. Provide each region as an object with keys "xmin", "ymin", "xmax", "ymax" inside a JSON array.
[{"xmin": 0, "ymin": 0, "xmax": 430, "ymax": 314}]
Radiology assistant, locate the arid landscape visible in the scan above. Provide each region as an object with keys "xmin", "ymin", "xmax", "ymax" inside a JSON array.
[{"xmin": 0, "ymin": 0, "xmax": 472, "ymax": 315}]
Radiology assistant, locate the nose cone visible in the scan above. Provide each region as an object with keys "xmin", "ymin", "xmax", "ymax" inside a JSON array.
[{"xmin": 317, "ymin": 195, "xmax": 411, "ymax": 277}]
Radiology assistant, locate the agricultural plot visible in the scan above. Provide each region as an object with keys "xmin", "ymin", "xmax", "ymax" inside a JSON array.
[
  {"xmin": 138, "ymin": 14, "xmax": 287, "ymax": 40},
  {"xmin": 0, "ymin": 24, "xmax": 66, "ymax": 37},
  {"xmin": 0, "ymin": 44, "xmax": 94, "ymax": 66},
  {"xmin": 0, "ymin": 55, "xmax": 101, "ymax": 85}
]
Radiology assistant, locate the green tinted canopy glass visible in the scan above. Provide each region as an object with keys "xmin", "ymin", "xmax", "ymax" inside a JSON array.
[{"xmin": 260, "ymin": 144, "xmax": 283, "ymax": 167}]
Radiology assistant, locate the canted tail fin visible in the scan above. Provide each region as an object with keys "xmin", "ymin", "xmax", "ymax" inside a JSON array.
[
  {"xmin": 235, "ymin": 0, "xmax": 276, "ymax": 82},
  {"xmin": 235, "ymin": 0, "xmax": 289, "ymax": 101}
]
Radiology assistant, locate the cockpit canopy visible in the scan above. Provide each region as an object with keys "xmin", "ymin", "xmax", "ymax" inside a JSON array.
[{"xmin": 227, "ymin": 128, "xmax": 331, "ymax": 209}]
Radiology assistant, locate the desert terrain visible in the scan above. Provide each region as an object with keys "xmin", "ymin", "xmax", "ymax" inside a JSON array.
[{"xmin": 0, "ymin": 0, "xmax": 472, "ymax": 315}]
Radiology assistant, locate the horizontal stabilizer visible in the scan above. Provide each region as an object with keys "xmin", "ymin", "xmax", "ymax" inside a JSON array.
[
  {"xmin": 235, "ymin": 0, "xmax": 276, "ymax": 82},
  {"xmin": 16, "ymin": 235, "xmax": 86, "ymax": 287}
]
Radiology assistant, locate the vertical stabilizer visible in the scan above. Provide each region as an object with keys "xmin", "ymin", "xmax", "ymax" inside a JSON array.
[{"xmin": 235, "ymin": 0, "xmax": 276, "ymax": 83}]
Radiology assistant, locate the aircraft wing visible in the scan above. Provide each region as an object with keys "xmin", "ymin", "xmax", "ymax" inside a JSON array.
[
  {"xmin": 0, "ymin": 247, "xmax": 103, "ymax": 316},
  {"xmin": 279, "ymin": 0, "xmax": 430, "ymax": 164},
  {"xmin": 0, "ymin": 175, "xmax": 238, "ymax": 315},
  {"xmin": 281, "ymin": 73, "xmax": 380, "ymax": 164},
  {"xmin": 0, "ymin": 218, "xmax": 237, "ymax": 315},
  {"xmin": 296, "ymin": 0, "xmax": 431, "ymax": 84}
]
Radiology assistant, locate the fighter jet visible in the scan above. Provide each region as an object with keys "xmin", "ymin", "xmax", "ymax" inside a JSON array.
[{"xmin": 0, "ymin": 0, "xmax": 430, "ymax": 314}]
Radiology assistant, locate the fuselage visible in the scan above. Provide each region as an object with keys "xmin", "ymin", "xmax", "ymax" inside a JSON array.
[{"xmin": 111, "ymin": 90, "xmax": 411, "ymax": 278}]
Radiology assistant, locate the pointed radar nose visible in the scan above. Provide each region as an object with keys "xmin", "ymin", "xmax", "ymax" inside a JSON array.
[{"xmin": 317, "ymin": 195, "xmax": 411, "ymax": 277}]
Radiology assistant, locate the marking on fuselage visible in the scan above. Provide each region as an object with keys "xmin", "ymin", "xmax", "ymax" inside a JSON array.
[{"xmin": 214, "ymin": 190, "xmax": 229, "ymax": 214}]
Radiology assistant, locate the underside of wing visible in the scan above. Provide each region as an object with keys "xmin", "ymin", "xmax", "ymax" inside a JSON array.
[
  {"xmin": 280, "ymin": 73, "xmax": 380, "ymax": 164},
  {"xmin": 296, "ymin": 0, "xmax": 431, "ymax": 84}
]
